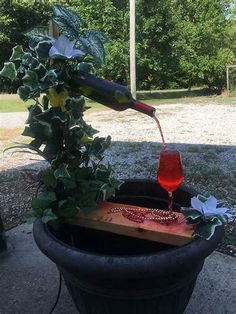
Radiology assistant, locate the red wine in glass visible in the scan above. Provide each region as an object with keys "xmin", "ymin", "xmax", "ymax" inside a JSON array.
[{"xmin": 157, "ymin": 149, "xmax": 184, "ymax": 211}]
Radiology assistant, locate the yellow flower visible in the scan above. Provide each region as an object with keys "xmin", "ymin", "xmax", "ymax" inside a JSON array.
[
  {"xmin": 47, "ymin": 87, "xmax": 69, "ymax": 112},
  {"xmin": 80, "ymin": 133, "xmax": 93, "ymax": 145}
]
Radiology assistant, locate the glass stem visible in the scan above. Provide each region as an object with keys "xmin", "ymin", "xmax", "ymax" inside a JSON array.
[{"xmin": 168, "ymin": 192, "xmax": 173, "ymax": 212}]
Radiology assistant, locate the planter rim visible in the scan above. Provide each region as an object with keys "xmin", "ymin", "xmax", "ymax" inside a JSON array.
[
  {"xmin": 33, "ymin": 180, "xmax": 223, "ymax": 280},
  {"xmin": 34, "ymin": 219, "xmax": 223, "ymax": 280}
]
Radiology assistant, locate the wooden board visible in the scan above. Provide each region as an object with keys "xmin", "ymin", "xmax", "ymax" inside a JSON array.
[{"xmin": 66, "ymin": 201, "xmax": 194, "ymax": 246}]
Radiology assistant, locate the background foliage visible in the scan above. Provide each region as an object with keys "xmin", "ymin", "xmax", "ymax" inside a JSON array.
[{"xmin": 0, "ymin": 0, "xmax": 235, "ymax": 91}]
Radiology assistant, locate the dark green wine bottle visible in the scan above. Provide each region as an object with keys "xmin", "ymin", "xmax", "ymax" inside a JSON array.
[{"xmin": 71, "ymin": 72, "xmax": 156, "ymax": 117}]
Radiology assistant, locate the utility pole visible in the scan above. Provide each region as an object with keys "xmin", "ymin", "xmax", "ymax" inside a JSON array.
[
  {"xmin": 226, "ymin": 66, "xmax": 230, "ymax": 95},
  {"xmin": 226, "ymin": 65, "xmax": 236, "ymax": 96},
  {"xmin": 130, "ymin": 0, "xmax": 136, "ymax": 99}
]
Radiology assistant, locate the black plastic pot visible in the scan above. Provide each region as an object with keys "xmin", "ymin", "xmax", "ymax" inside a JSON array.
[
  {"xmin": 0, "ymin": 215, "xmax": 7, "ymax": 252},
  {"xmin": 33, "ymin": 180, "xmax": 223, "ymax": 314}
]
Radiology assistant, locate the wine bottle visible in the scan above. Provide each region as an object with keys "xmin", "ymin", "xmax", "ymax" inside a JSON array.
[{"xmin": 70, "ymin": 72, "xmax": 156, "ymax": 117}]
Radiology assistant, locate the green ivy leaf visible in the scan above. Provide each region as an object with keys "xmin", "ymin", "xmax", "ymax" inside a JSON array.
[
  {"xmin": 22, "ymin": 121, "xmax": 51, "ymax": 140},
  {"xmin": 42, "ymin": 208, "xmax": 58, "ymax": 223},
  {"xmin": 22, "ymin": 126, "xmax": 35, "ymax": 138},
  {"xmin": 181, "ymin": 208, "xmax": 203, "ymax": 224},
  {"xmin": 109, "ymin": 177, "xmax": 123, "ymax": 190},
  {"xmin": 23, "ymin": 70, "xmax": 39, "ymax": 90},
  {"xmin": 34, "ymin": 107, "xmax": 66, "ymax": 129},
  {"xmin": 76, "ymin": 30, "xmax": 105, "ymax": 65},
  {"xmin": 57, "ymin": 198, "xmax": 78, "ymax": 218},
  {"xmin": 66, "ymin": 96, "xmax": 85, "ymax": 117},
  {"xmin": 35, "ymin": 40, "xmax": 52, "ymax": 59},
  {"xmin": 75, "ymin": 167, "xmax": 93, "ymax": 182},
  {"xmin": 18, "ymin": 85, "xmax": 31, "ymax": 101},
  {"xmin": 29, "ymin": 39, "xmax": 38, "ymax": 51},
  {"xmin": 95, "ymin": 164, "xmax": 111, "ymax": 182},
  {"xmin": 43, "ymin": 136, "xmax": 61, "ymax": 162},
  {"xmin": 29, "ymin": 138, "xmax": 43, "ymax": 149},
  {"xmin": 46, "ymin": 69, "xmax": 58, "ymax": 82},
  {"xmin": 26, "ymin": 104, "xmax": 42, "ymax": 124},
  {"xmin": 0, "ymin": 62, "xmax": 17, "ymax": 81},
  {"xmin": 84, "ymin": 180, "xmax": 105, "ymax": 192},
  {"xmin": 214, "ymin": 214, "xmax": 227, "ymax": 224},
  {"xmin": 193, "ymin": 217, "xmax": 223, "ymax": 240},
  {"xmin": 34, "ymin": 109, "xmax": 52, "ymax": 124},
  {"xmin": 22, "ymin": 52, "xmax": 36, "ymax": 67},
  {"xmin": 78, "ymin": 62, "xmax": 93, "ymax": 73},
  {"xmin": 100, "ymin": 183, "xmax": 116, "ymax": 200},
  {"xmin": 23, "ymin": 26, "xmax": 49, "ymax": 41},
  {"xmin": 28, "ymin": 57, "xmax": 40, "ymax": 70},
  {"xmin": 10, "ymin": 45, "xmax": 24, "ymax": 61},
  {"xmin": 83, "ymin": 123, "xmax": 99, "ymax": 137},
  {"xmin": 40, "ymin": 69, "xmax": 58, "ymax": 90},
  {"xmin": 77, "ymin": 188, "xmax": 98, "ymax": 213},
  {"xmin": 91, "ymin": 31, "xmax": 107, "ymax": 44},
  {"xmin": 34, "ymin": 63, "xmax": 47, "ymax": 79},
  {"xmin": 90, "ymin": 136, "xmax": 111, "ymax": 158},
  {"xmin": 24, "ymin": 211, "xmax": 39, "ymax": 223},
  {"xmin": 51, "ymin": 108, "xmax": 67, "ymax": 123},
  {"xmin": 32, "ymin": 191, "xmax": 57, "ymax": 212},
  {"xmin": 198, "ymin": 195, "xmax": 209, "ymax": 203},
  {"xmin": 52, "ymin": 5, "xmax": 82, "ymax": 40},
  {"xmin": 62, "ymin": 178, "xmax": 77, "ymax": 190},
  {"xmin": 42, "ymin": 169, "xmax": 57, "ymax": 188},
  {"xmin": 54, "ymin": 163, "xmax": 71, "ymax": 180}
]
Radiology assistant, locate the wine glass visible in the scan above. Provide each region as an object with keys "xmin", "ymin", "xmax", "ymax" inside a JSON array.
[{"xmin": 157, "ymin": 149, "xmax": 184, "ymax": 212}]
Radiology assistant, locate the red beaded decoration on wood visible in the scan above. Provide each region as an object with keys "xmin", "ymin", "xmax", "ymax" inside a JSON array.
[{"xmin": 108, "ymin": 207, "xmax": 177, "ymax": 224}]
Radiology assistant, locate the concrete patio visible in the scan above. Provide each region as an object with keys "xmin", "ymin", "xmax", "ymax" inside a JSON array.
[{"xmin": 0, "ymin": 223, "xmax": 235, "ymax": 314}]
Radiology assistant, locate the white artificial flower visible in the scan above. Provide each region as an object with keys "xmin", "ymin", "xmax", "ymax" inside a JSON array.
[
  {"xmin": 49, "ymin": 35, "xmax": 84, "ymax": 59},
  {"xmin": 191, "ymin": 195, "xmax": 234, "ymax": 220}
]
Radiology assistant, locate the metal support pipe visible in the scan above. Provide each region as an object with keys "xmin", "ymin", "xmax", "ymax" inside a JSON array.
[
  {"xmin": 226, "ymin": 66, "xmax": 230, "ymax": 95},
  {"xmin": 130, "ymin": 0, "xmax": 136, "ymax": 99}
]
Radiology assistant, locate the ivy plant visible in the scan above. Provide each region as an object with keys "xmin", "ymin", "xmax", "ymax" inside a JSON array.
[{"xmin": 0, "ymin": 5, "xmax": 122, "ymax": 223}]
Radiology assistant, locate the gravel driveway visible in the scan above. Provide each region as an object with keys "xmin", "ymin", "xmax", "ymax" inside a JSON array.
[
  {"xmin": 1, "ymin": 102, "xmax": 236, "ymax": 144},
  {"xmin": 1, "ymin": 102, "xmax": 236, "ymax": 181}
]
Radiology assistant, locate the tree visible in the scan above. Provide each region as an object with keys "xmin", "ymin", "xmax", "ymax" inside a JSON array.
[
  {"xmin": 135, "ymin": 0, "xmax": 181, "ymax": 89},
  {"xmin": 135, "ymin": 0, "xmax": 234, "ymax": 90},
  {"xmin": 65, "ymin": 0, "xmax": 130, "ymax": 83},
  {"xmin": 172, "ymin": 0, "xmax": 234, "ymax": 90},
  {"xmin": 0, "ymin": 0, "xmax": 58, "ymax": 91},
  {"xmin": 0, "ymin": 0, "xmax": 130, "ymax": 91},
  {"xmin": 0, "ymin": 0, "xmax": 235, "ymax": 92}
]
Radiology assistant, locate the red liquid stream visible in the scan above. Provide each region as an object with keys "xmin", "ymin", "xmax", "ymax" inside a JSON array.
[
  {"xmin": 153, "ymin": 113, "xmax": 184, "ymax": 192},
  {"xmin": 153, "ymin": 112, "xmax": 184, "ymax": 213},
  {"xmin": 153, "ymin": 113, "xmax": 166, "ymax": 149}
]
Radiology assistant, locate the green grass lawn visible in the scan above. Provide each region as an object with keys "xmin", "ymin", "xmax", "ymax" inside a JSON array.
[
  {"xmin": 0, "ymin": 90, "xmax": 235, "ymax": 113},
  {"xmin": 0, "ymin": 97, "xmax": 32, "ymax": 112},
  {"xmin": 0, "ymin": 95, "xmax": 105, "ymax": 113}
]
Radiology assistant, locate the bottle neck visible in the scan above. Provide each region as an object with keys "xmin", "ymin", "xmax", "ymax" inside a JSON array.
[{"xmin": 131, "ymin": 100, "xmax": 156, "ymax": 117}]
